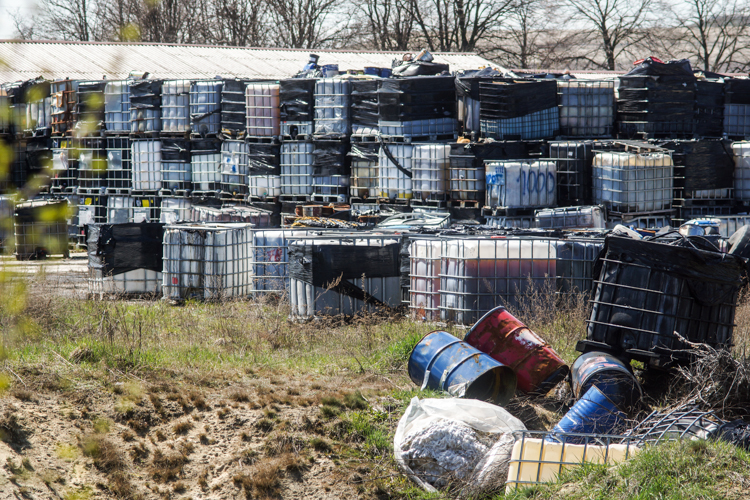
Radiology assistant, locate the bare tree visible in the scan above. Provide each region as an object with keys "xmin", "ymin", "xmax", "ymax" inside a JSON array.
[
  {"xmin": 211, "ymin": 0, "xmax": 270, "ymax": 46},
  {"xmin": 357, "ymin": 0, "xmax": 416, "ymax": 50},
  {"xmin": 30, "ymin": 0, "xmax": 103, "ymax": 41},
  {"xmin": 10, "ymin": 9, "xmax": 38, "ymax": 40},
  {"xmin": 266, "ymin": 0, "xmax": 348, "ymax": 48},
  {"xmin": 409, "ymin": 0, "xmax": 514, "ymax": 52},
  {"xmin": 562, "ymin": 0, "xmax": 655, "ymax": 70},
  {"xmin": 671, "ymin": 0, "xmax": 750, "ymax": 73}
]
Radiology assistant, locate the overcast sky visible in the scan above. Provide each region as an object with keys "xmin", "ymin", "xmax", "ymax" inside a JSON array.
[{"xmin": 0, "ymin": 0, "xmax": 38, "ymax": 39}]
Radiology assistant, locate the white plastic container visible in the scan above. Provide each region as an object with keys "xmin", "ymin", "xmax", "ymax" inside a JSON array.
[
  {"xmin": 189, "ymin": 205, "xmax": 273, "ymax": 227},
  {"xmin": 409, "ymin": 237, "xmax": 442, "ymax": 321},
  {"xmin": 485, "ymin": 215, "xmax": 534, "ymax": 229},
  {"xmin": 131, "ymin": 139, "xmax": 161, "ymax": 191},
  {"xmin": 107, "ymin": 196, "xmax": 134, "ymax": 223},
  {"xmin": 485, "ymin": 160, "xmax": 557, "ymax": 208},
  {"xmin": 221, "ymin": 140, "xmax": 249, "ymax": 197},
  {"xmin": 190, "ymin": 80, "xmax": 223, "ymax": 136},
  {"xmin": 26, "ymin": 96, "xmax": 51, "ymax": 133},
  {"xmin": 162, "ymin": 223, "xmax": 254, "ymax": 300},
  {"xmin": 412, "ymin": 144, "xmax": 450, "ymax": 201},
  {"xmin": 89, "ymin": 269, "xmax": 162, "ymax": 296},
  {"xmin": 534, "ymin": 206, "xmax": 605, "ymax": 229},
  {"xmin": 191, "ymin": 142, "xmax": 221, "ymax": 193},
  {"xmin": 312, "ymin": 175, "xmax": 349, "ymax": 202},
  {"xmin": 379, "ymin": 144, "xmax": 414, "ymax": 200},
  {"xmin": 592, "ymin": 151, "xmax": 673, "ymax": 213},
  {"xmin": 557, "ymin": 80, "xmax": 615, "ymax": 137},
  {"xmin": 249, "ymin": 174, "xmax": 281, "ymax": 199},
  {"xmin": 251, "ymin": 228, "xmax": 321, "ymax": 294},
  {"xmin": 280, "ymin": 142, "xmax": 314, "ymax": 197},
  {"xmin": 245, "ymin": 83, "xmax": 280, "ymax": 138},
  {"xmin": 350, "ymin": 145, "xmax": 379, "ymax": 199},
  {"xmin": 733, "ymin": 142, "xmax": 750, "ymax": 201},
  {"xmin": 314, "ymin": 79, "xmax": 351, "ymax": 137},
  {"xmin": 105, "ymin": 136, "xmax": 132, "ymax": 193},
  {"xmin": 160, "ymin": 198, "xmax": 192, "ymax": 224},
  {"xmin": 104, "ymin": 80, "xmax": 131, "ymax": 134},
  {"xmin": 161, "ymin": 80, "xmax": 191, "ymax": 133}
]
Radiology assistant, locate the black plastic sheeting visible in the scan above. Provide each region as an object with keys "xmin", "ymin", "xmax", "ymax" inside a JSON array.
[
  {"xmin": 656, "ymin": 140, "xmax": 734, "ymax": 191},
  {"xmin": 280, "ymin": 79, "xmax": 315, "ymax": 121},
  {"xmin": 717, "ymin": 420, "xmax": 750, "ymax": 450},
  {"xmin": 14, "ymin": 200, "xmax": 68, "ymax": 223},
  {"xmin": 379, "ymin": 76, "xmax": 456, "ymax": 121},
  {"xmin": 190, "ymin": 138, "xmax": 222, "ymax": 154},
  {"xmin": 161, "ymin": 139, "xmax": 191, "ymax": 162},
  {"xmin": 87, "ymin": 223, "xmax": 165, "ymax": 276},
  {"xmin": 479, "ymin": 79, "xmax": 558, "ymax": 119},
  {"xmin": 248, "ymin": 143, "xmax": 281, "ymax": 175},
  {"xmin": 221, "ymin": 78, "xmax": 252, "ymax": 132},
  {"xmin": 313, "ymin": 141, "xmax": 350, "ymax": 176},
  {"xmin": 695, "ymin": 80, "xmax": 724, "ymax": 137},
  {"xmin": 455, "ymin": 68, "xmax": 503, "ymax": 100},
  {"xmin": 288, "ymin": 241, "xmax": 401, "ymax": 306},
  {"xmin": 349, "ymin": 143, "xmax": 379, "ymax": 162},
  {"xmin": 391, "ymin": 61, "xmax": 449, "ymax": 77},
  {"xmin": 130, "ymin": 80, "xmax": 162, "ymax": 110},
  {"xmin": 724, "ymin": 79, "xmax": 750, "ymax": 105},
  {"xmin": 622, "ymin": 58, "xmax": 695, "ymax": 81},
  {"xmin": 76, "ymin": 81, "xmax": 107, "ymax": 126},
  {"xmin": 351, "ymin": 80, "xmax": 379, "ymax": 128}
]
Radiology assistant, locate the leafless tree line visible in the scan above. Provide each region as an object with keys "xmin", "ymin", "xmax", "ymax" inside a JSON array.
[{"xmin": 10, "ymin": 0, "xmax": 750, "ymax": 73}]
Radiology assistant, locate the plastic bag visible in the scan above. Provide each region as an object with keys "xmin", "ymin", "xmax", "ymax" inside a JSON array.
[{"xmin": 394, "ymin": 397, "xmax": 525, "ymax": 494}]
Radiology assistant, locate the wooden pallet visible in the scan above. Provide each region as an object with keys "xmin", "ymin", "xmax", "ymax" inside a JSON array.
[{"xmin": 450, "ymin": 199, "xmax": 482, "ymax": 209}]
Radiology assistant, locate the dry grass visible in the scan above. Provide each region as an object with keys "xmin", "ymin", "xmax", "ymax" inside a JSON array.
[
  {"xmin": 172, "ymin": 420, "xmax": 193, "ymax": 435},
  {"xmin": 149, "ymin": 448, "xmax": 189, "ymax": 483},
  {"xmin": 80, "ymin": 434, "xmax": 125, "ymax": 472}
]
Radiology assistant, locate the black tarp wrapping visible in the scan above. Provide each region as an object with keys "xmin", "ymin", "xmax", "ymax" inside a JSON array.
[
  {"xmin": 455, "ymin": 68, "xmax": 503, "ymax": 100},
  {"xmin": 280, "ymin": 79, "xmax": 315, "ymax": 121},
  {"xmin": 191, "ymin": 138, "xmax": 222, "ymax": 154},
  {"xmin": 622, "ymin": 58, "xmax": 695, "ymax": 80},
  {"xmin": 313, "ymin": 141, "xmax": 350, "ymax": 175},
  {"xmin": 479, "ymin": 79, "xmax": 558, "ymax": 119},
  {"xmin": 717, "ymin": 420, "xmax": 750, "ymax": 451},
  {"xmin": 221, "ymin": 78, "xmax": 251, "ymax": 131},
  {"xmin": 391, "ymin": 61, "xmax": 449, "ymax": 77},
  {"xmin": 76, "ymin": 81, "xmax": 107, "ymax": 125},
  {"xmin": 161, "ymin": 139, "xmax": 191, "ymax": 162},
  {"xmin": 656, "ymin": 140, "xmax": 734, "ymax": 191},
  {"xmin": 724, "ymin": 79, "xmax": 750, "ymax": 105},
  {"xmin": 695, "ymin": 80, "xmax": 724, "ymax": 137},
  {"xmin": 26, "ymin": 138, "xmax": 53, "ymax": 174},
  {"xmin": 548, "ymin": 141, "xmax": 594, "ymax": 205},
  {"xmin": 399, "ymin": 235, "xmax": 412, "ymax": 290},
  {"xmin": 14, "ymin": 200, "xmax": 68, "ymax": 223},
  {"xmin": 288, "ymin": 241, "xmax": 401, "ymax": 306},
  {"xmin": 190, "ymin": 79, "xmax": 223, "ymax": 125},
  {"xmin": 87, "ymin": 223, "xmax": 165, "ymax": 275},
  {"xmin": 349, "ymin": 143, "xmax": 379, "ymax": 162},
  {"xmin": 247, "ymin": 143, "xmax": 281, "ymax": 175},
  {"xmin": 129, "ymin": 80, "xmax": 162, "ymax": 110},
  {"xmin": 351, "ymin": 80, "xmax": 380, "ymax": 127},
  {"xmin": 378, "ymin": 76, "xmax": 456, "ymax": 121}
]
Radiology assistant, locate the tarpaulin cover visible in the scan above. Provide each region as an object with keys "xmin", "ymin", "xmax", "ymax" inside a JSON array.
[
  {"xmin": 313, "ymin": 141, "xmax": 350, "ymax": 175},
  {"xmin": 221, "ymin": 78, "xmax": 251, "ymax": 131},
  {"xmin": 191, "ymin": 138, "xmax": 221, "ymax": 154},
  {"xmin": 161, "ymin": 139, "xmax": 191, "ymax": 162},
  {"xmin": 14, "ymin": 200, "xmax": 68, "ymax": 223},
  {"xmin": 724, "ymin": 79, "xmax": 750, "ymax": 105},
  {"xmin": 280, "ymin": 79, "xmax": 315, "ymax": 121},
  {"xmin": 352, "ymin": 80, "xmax": 380, "ymax": 127},
  {"xmin": 130, "ymin": 80, "xmax": 162, "ymax": 109},
  {"xmin": 391, "ymin": 61, "xmax": 449, "ymax": 77},
  {"xmin": 379, "ymin": 77, "xmax": 456, "ymax": 121},
  {"xmin": 247, "ymin": 143, "xmax": 281, "ymax": 174},
  {"xmin": 87, "ymin": 223, "xmax": 165, "ymax": 275},
  {"xmin": 479, "ymin": 80, "xmax": 558, "ymax": 119},
  {"xmin": 622, "ymin": 58, "xmax": 695, "ymax": 79},
  {"xmin": 456, "ymin": 68, "xmax": 503, "ymax": 100},
  {"xmin": 349, "ymin": 143, "xmax": 379, "ymax": 162},
  {"xmin": 656, "ymin": 140, "xmax": 733, "ymax": 190}
]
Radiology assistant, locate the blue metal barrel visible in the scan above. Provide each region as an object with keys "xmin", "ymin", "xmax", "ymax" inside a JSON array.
[
  {"xmin": 408, "ymin": 330, "xmax": 517, "ymax": 405},
  {"xmin": 570, "ymin": 351, "xmax": 642, "ymax": 409},
  {"xmin": 551, "ymin": 385, "xmax": 627, "ymax": 442}
]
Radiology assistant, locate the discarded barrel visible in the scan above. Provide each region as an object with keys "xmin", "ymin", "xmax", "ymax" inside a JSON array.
[
  {"xmin": 408, "ymin": 330, "xmax": 517, "ymax": 405},
  {"xmin": 464, "ymin": 306, "xmax": 568, "ymax": 395},
  {"xmin": 570, "ymin": 351, "xmax": 642, "ymax": 409},
  {"xmin": 551, "ymin": 386, "xmax": 627, "ymax": 442}
]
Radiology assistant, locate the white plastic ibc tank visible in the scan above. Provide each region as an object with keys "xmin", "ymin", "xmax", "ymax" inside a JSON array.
[
  {"xmin": 191, "ymin": 148, "xmax": 221, "ymax": 193},
  {"xmin": 221, "ymin": 140, "xmax": 249, "ymax": 196},
  {"xmin": 161, "ymin": 80, "xmax": 191, "ymax": 133},
  {"xmin": 26, "ymin": 97, "xmax": 51, "ymax": 131},
  {"xmin": 733, "ymin": 142, "xmax": 750, "ymax": 201},
  {"xmin": 534, "ymin": 206, "xmax": 605, "ymax": 229},
  {"xmin": 249, "ymin": 175, "xmax": 281, "ymax": 199},
  {"xmin": 314, "ymin": 79, "xmax": 351, "ymax": 137},
  {"xmin": 558, "ymin": 81, "xmax": 615, "ymax": 137},
  {"xmin": 312, "ymin": 175, "xmax": 349, "ymax": 202},
  {"xmin": 485, "ymin": 160, "xmax": 557, "ymax": 208},
  {"xmin": 251, "ymin": 228, "xmax": 319, "ymax": 293},
  {"xmin": 280, "ymin": 142, "xmax": 314, "ymax": 197},
  {"xmin": 412, "ymin": 144, "xmax": 450, "ymax": 201},
  {"xmin": 592, "ymin": 151, "xmax": 673, "ymax": 212},
  {"xmin": 439, "ymin": 237, "xmax": 558, "ymax": 325},
  {"xmin": 409, "ymin": 238, "xmax": 442, "ymax": 321},
  {"xmin": 131, "ymin": 140, "xmax": 162, "ymax": 191},
  {"xmin": 190, "ymin": 80, "xmax": 223, "ymax": 136},
  {"xmin": 245, "ymin": 83, "xmax": 280, "ymax": 137},
  {"xmin": 379, "ymin": 144, "xmax": 414, "ymax": 200},
  {"xmin": 106, "ymin": 196, "xmax": 134, "ymax": 224},
  {"xmin": 715, "ymin": 215, "xmax": 750, "ymax": 238},
  {"xmin": 104, "ymin": 80, "xmax": 131, "ymax": 134},
  {"xmin": 485, "ymin": 215, "xmax": 534, "ymax": 229},
  {"xmin": 160, "ymin": 198, "xmax": 192, "ymax": 224},
  {"xmin": 89, "ymin": 269, "xmax": 162, "ymax": 296}
]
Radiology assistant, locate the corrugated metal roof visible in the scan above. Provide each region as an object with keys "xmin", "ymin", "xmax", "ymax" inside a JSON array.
[{"xmin": 0, "ymin": 40, "xmax": 498, "ymax": 82}]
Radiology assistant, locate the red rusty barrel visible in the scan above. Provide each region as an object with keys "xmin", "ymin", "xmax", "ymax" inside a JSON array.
[{"xmin": 464, "ymin": 305, "xmax": 569, "ymax": 395}]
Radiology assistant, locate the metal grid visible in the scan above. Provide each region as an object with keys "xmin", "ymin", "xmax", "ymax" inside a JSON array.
[
  {"xmin": 50, "ymin": 138, "xmax": 78, "ymax": 193},
  {"xmin": 50, "ymin": 79, "xmax": 78, "ymax": 136},
  {"xmin": 251, "ymin": 228, "xmax": 320, "ymax": 294},
  {"xmin": 592, "ymin": 150, "xmax": 673, "ymax": 213},
  {"xmin": 312, "ymin": 175, "xmax": 349, "ymax": 201},
  {"xmin": 190, "ymin": 80, "xmax": 223, "ymax": 136},
  {"xmin": 378, "ymin": 118, "xmax": 457, "ymax": 138},
  {"xmin": 449, "ymin": 146, "xmax": 484, "ymax": 202},
  {"xmin": 0, "ymin": 195, "xmax": 14, "ymax": 252},
  {"xmin": 161, "ymin": 80, "xmax": 191, "ymax": 134},
  {"xmin": 439, "ymin": 236, "xmax": 559, "ymax": 325},
  {"xmin": 723, "ymin": 103, "xmax": 750, "ymax": 137},
  {"xmin": 131, "ymin": 139, "xmax": 162, "ymax": 191},
  {"xmin": 160, "ymin": 197, "xmax": 192, "ymax": 224},
  {"xmin": 484, "ymin": 215, "xmax": 534, "ymax": 228},
  {"xmin": 548, "ymin": 141, "xmax": 594, "ymax": 206},
  {"xmin": 26, "ymin": 95, "xmax": 52, "ymax": 135},
  {"xmin": 191, "ymin": 142, "xmax": 221, "ymax": 193},
  {"xmin": 715, "ymin": 215, "xmax": 750, "ymax": 238},
  {"xmin": 161, "ymin": 140, "xmax": 192, "ymax": 193},
  {"xmin": 248, "ymin": 174, "xmax": 281, "ymax": 199},
  {"xmin": 625, "ymin": 405, "xmax": 722, "ymax": 447},
  {"xmin": 14, "ymin": 220, "xmax": 69, "ymax": 258},
  {"xmin": 379, "ymin": 143, "xmax": 414, "ymax": 200},
  {"xmin": 556, "ymin": 238, "xmax": 604, "ymax": 294},
  {"xmin": 605, "ymin": 214, "xmax": 671, "ymax": 229},
  {"xmin": 220, "ymin": 139, "xmax": 249, "ymax": 197},
  {"xmin": 105, "ymin": 136, "xmax": 132, "ymax": 192},
  {"xmin": 75, "ymin": 137, "xmax": 107, "ymax": 192},
  {"xmin": 480, "ymin": 107, "xmax": 559, "ymax": 140},
  {"xmin": 221, "ymin": 79, "xmax": 249, "ymax": 136},
  {"xmin": 350, "ymin": 144, "xmax": 379, "ymax": 199},
  {"xmin": 77, "ymin": 194, "xmax": 107, "ymax": 245},
  {"xmin": 104, "ymin": 80, "xmax": 131, "ymax": 134},
  {"xmin": 89, "ymin": 268, "xmax": 162, "ymax": 297},
  {"xmin": 409, "ymin": 237, "xmax": 442, "ymax": 320},
  {"xmin": 0, "ymin": 90, "xmax": 10, "ymax": 135},
  {"xmin": 245, "ymin": 83, "xmax": 280, "ymax": 138},
  {"xmin": 75, "ymin": 81, "xmax": 106, "ymax": 136},
  {"xmin": 557, "ymin": 80, "xmax": 615, "ymax": 137},
  {"xmin": 412, "ymin": 143, "xmax": 450, "ymax": 201},
  {"xmin": 132, "ymin": 195, "xmax": 160, "ymax": 223},
  {"xmin": 535, "ymin": 206, "xmax": 606, "ymax": 229},
  {"xmin": 189, "ymin": 205, "xmax": 272, "ymax": 226},
  {"xmin": 106, "ymin": 196, "xmax": 134, "ymax": 223},
  {"xmin": 11, "ymin": 139, "xmax": 27, "ymax": 189},
  {"xmin": 485, "ymin": 160, "xmax": 557, "ymax": 209},
  {"xmin": 281, "ymin": 121, "xmax": 314, "ymax": 138},
  {"xmin": 733, "ymin": 141, "xmax": 750, "ymax": 201},
  {"xmin": 280, "ymin": 141, "xmax": 314, "ymax": 197},
  {"xmin": 314, "ymin": 79, "xmax": 351, "ymax": 137}
]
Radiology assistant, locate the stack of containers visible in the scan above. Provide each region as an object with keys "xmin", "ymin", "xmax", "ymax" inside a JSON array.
[
  {"xmin": 312, "ymin": 78, "xmax": 352, "ymax": 203},
  {"xmin": 349, "ymin": 143, "xmax": 379, "ymax": 203},
  {"xmin": 350, "ymin": 79, "xmax": 379, "ymax": 138},
  {"xmin": 129, "ymin": 79, "xmax": 163, "ymax": 226},
  {"xmin": 280, "ymin": 79, "xmax": 315, "ymax": 208},
  {"xmin": 50, "ymin": 79, "xmax": 78, "ymax": 137},
  {"xmin": 245, "ymin": 81, "xmax": 282, "ymax": 201},
  {"xmin": 695, "ymin": 79, "xmax": 724, "ymax": 138},
  {"xmin": 47, "ymin": 79, "xmax": 79, "ymax": 240},
  {"xmin": 190, "ymin": 80, "xmax": 223, "ymax": 198},
  {"xmin": 24, "ymin": 78, "xmax": 52, "ymax": 139},
  {"xmin": 130, "ymin": 80, "xmax": 162, "ymax": 135},
  {"xmin": 480, "ymin": 79, "xmax": 559, "ymax": 140},
  {"xmin": 723, "ymin": 78, "xmax": 750, "ymax": 138},
  {"xmin": 190, "ymin": 79, "xmax": 223, "ymax": 138},
  {"xmin": 455, "ymin": 70, "xmax": 500, "ymax": 139},
  {"xmin": 159, "ymin": 80, "xmax": 193, "ymax": 219},
  {"xmin": 50, "ymin": 137, "xmax": 77, "ymax": 194},
  {"xmin": 220, "ymin": 138, "xmax": 249, "ymax": 200},
  {"xmin": 617, "ymin": 58, "xmax": 696, "ymax": 138},
  {"xmin": 76, "ymin": 134, "xmax": 108, "ymax": 244},
  {"xmin": 104, "ymin": 80, "xmax": 133, "ymax": 197},
  {"xmin": 161, "ymin": 80, "xmax": 191, "ymax": 136},
  {"xmin": 221, "ymin": 78, "xmax": 250, "ymax": 139},
  {"xmin": 378, "ymin": 76, "xmax": 457, "ymax": 140},
  {"xmin": 557, "ymin": 80, "xmax": 615, "ymax": 138},
  {"xmin": 191, "ymin": 138, "xmax": 222, "ymax": 196}
]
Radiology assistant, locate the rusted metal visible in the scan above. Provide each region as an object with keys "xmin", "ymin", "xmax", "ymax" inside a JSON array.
[
  {"xmin": 464, "ymin": 305, "xmax": 568, "ymax": 395},
  {"xmin": 570, "ymin": 351, "xmax": 642, "ymax": 409}
]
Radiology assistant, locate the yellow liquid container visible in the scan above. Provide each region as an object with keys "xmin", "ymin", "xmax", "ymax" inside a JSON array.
[{"xmin": 505, "ymin": 438, "xmax": 639, "ymax": 491}]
